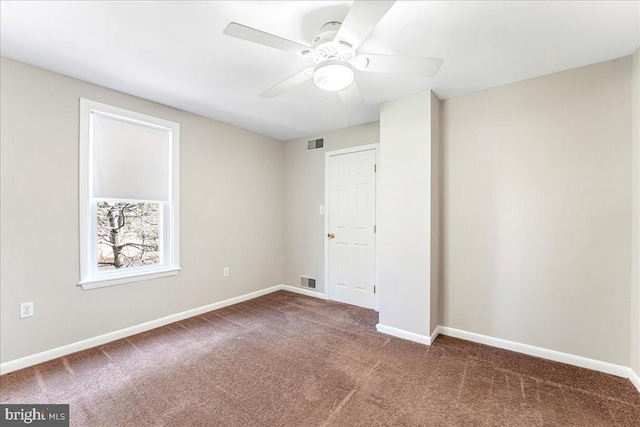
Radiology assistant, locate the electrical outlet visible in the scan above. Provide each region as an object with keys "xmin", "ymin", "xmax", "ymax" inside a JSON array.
[
  {"xmin": 223, "ymin": 267, "xmax": 229, "ymax": 277},
  {"xmin": 20, "ymin": 302, "xmax": 34, "ymax": 318}
]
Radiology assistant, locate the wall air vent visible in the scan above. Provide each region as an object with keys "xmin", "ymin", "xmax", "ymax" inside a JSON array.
[
  {"xmin": 300, "ymin": 276, "xmax": 317, "ymax": 289},
  {"xmin": 307, "ymin": 137, "xmax": 324, "ymax": 151}
]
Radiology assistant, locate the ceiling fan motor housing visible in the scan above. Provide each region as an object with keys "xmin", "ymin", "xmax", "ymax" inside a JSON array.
[
  {"xmin": 313, "ymin": 22, "xmax": 342, "ymax": 46},
  {"xmin": 308, "ymin": 22, "xmax": 355, "ymax": 64}
]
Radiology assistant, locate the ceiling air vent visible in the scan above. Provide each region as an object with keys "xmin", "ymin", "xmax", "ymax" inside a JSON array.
[
  {"xmin": 307, "ymin": 137, "xmax": 324, "ymax": 151},
  {"xmin": 300, "ymin": 276, "xmax": 317, "ymax": 290}
]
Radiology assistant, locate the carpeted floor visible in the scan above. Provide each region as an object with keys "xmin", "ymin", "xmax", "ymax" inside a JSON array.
[{"xmin": 1, "ymin": 290, "xmax": 639, "ymax": 426}]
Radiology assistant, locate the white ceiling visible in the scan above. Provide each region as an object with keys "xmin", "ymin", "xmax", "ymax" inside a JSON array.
[{"xmin": 1, "ymin": 1, "xmax": 639, "ymax": 141}]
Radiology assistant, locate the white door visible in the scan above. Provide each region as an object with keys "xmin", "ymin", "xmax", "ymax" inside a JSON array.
[{"xmin": 327, "ymin": 148, "xmax": 376, "ymax": 309}]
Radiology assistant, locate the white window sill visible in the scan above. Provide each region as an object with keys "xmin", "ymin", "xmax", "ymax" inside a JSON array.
[{"xmin": 79, "ymin": 267, "xmax": 180, "ymax": 290}]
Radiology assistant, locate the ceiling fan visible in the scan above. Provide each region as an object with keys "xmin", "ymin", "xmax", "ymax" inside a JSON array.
[{"xmin": 223, "ymin": 1, "xmax": 443, "ymax": 107}]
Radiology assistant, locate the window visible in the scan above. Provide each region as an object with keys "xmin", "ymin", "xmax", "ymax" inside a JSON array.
[{"xmin": 79, "ymin": 99, "xmax": 180, "ymax": 289}]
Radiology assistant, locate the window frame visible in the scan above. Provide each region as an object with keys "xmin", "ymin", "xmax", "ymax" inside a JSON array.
[{"xmin": 79, "ymin": 98, "xmax": 180, "ymax": 290}]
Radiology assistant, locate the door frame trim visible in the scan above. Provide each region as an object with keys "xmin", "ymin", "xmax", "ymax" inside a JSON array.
[{"xmin": 324, "ymin": 143, "xmax": 380, "ymax": 311}]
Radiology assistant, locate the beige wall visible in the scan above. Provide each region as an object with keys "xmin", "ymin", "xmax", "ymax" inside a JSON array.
[
  {"xmin": 440, "ymin": 58, "xmax": 632, "ymax": 365},
  {"xmin": 631, "ymin": 47, "xmax": 640, "ymax": 376},
  {"xmin": 378, "ymin": 90, "xmax": 435, "ymax": 337},
  {"xmin": 283, "ymin": 122, "xmax": 380, "ymax": 293},
  {"xmin": 2, "ymin": 52, "xmax": 637, "ymax": 372},
  {"xmin": 0, "ymin": 58, "xmax": 284, "ymax": 363}
]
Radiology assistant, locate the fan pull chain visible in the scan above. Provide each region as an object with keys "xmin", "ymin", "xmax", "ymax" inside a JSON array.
[{"xmin": 343, "ymin": 90, "xmax": 350, "ymax": 129}]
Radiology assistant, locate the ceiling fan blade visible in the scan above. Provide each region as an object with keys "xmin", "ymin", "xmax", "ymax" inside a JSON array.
[
  {"xmin": 223, "ymin": 22, "xmax": 310, "ymax": 55},
  {"xmin": 355, "ymin": 54, "xmax": 443, "ymax": 77},
  {"xmin": 260, "ymin": 68, "xmax": 314, "ymax": 98},
  {"xmin": 335, "ymin": 1, "xmax": 395, "ymax": 50},
  {"xmin": 339, "ymin": 81, "xmax": 364, "ymax": 109}
]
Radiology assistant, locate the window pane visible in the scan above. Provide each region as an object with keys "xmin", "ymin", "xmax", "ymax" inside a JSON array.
[{"xmin": 97, "ymin": 201, "xmax": 161, "ymax": 271}]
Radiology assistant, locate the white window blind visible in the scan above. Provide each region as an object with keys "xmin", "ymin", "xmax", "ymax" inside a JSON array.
[{"xmin": 91, "ymin": 112, "xmax": 171, "ymax": 201}]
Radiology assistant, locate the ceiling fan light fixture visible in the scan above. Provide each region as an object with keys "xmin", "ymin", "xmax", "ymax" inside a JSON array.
[{"xmin": 313, "ymin": 60, "xmax": 355, "ymax": 92}]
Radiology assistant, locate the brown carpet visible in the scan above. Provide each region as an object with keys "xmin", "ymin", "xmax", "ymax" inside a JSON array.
[{"xmin": 1, "ymin": 290, "xmax": 639, "ymax": 426}]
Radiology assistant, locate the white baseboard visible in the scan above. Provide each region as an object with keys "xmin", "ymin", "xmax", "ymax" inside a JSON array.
[
  {"xmin": 630, "ymin": 369, "xmax": 640, "ymax": 393},
  {"xmin": 438, "ymin": 326, "xmax": 632, "ymax": 379},
  {"xmin": 376, "ymin": 323, "xmax": 433, "ymax": 345},
  {"xmin": 430, "ymin": 326, "xmax": 441, "ymax": 344},
  {"xmin": 1, "ymin": 284, "xmax": 316, "ymax": 375},
  {"xmin": 279, "ymin": 284, "xmax": 328, "ymax": 299},
  {"xmin": 3, "ymin": 287, "xmax": 638, "ymax": 395},
  {"xmin": 385, "ymin": 324, "xmax": 638, "ymax": 389}
]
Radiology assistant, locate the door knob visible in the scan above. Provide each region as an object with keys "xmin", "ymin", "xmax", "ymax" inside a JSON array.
[{"xmin": 327, "ymin": 233, "xmax": 335, "ymax": 239}]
